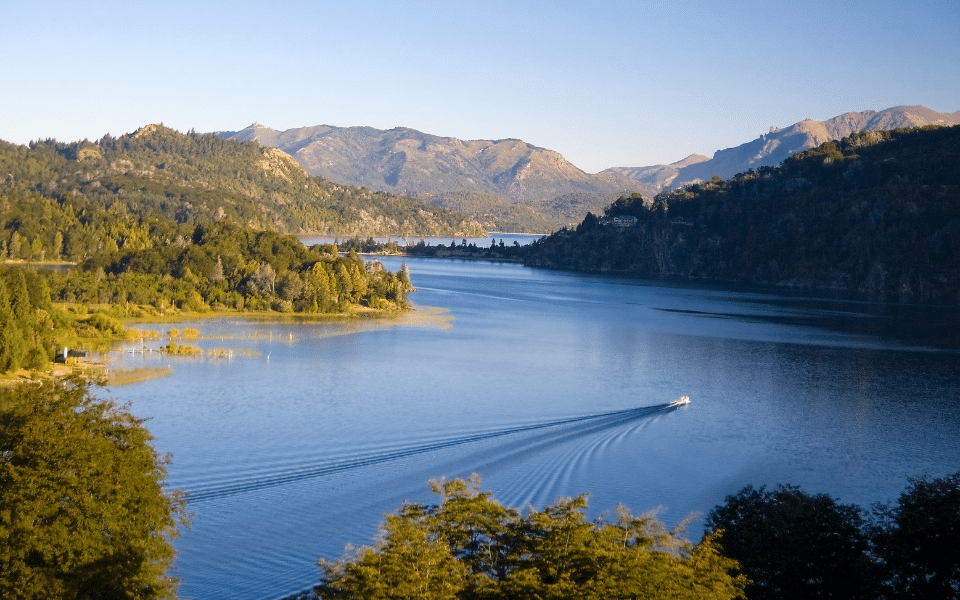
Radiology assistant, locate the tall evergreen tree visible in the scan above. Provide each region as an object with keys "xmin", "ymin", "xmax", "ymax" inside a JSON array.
[
  {"xmin": 8, "ymin": 268, "xmax": 33, "ymax": 328},
  {"xmin": 0, "ymin": 278, "xmax": 26, "ymax": 372},
  {"xmin": 0, "ymin": 378, "xmax": 185, "ymax": 599}
]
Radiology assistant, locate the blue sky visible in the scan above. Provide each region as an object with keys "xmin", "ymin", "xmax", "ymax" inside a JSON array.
[{"xmin": 2, "ymin": 0, "xmax": 958, "ymax": 172}]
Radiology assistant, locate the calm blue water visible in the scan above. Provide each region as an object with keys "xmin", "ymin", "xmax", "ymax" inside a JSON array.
[{"xmin": 105, "ymin": 258, "xmax": 960, "ymax": 600}]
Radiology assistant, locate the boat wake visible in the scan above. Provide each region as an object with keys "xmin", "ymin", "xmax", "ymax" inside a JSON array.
[{"xmin": 183, "ymin": 400, "xmax": 686, "ymax": 504}]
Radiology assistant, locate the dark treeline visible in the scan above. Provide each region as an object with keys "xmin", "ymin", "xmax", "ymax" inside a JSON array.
[
  {"xmin": 306, "ymin": 473, "xmax": 960, "ymax": 600},
  {"xmin": 705, "ymin": 473, "xmax": 960, "ymax": 600},
  {"xmin": 338, "ymin": 236, "xmax": 532, "ymax": 262},
  {"xmin": 525, "ymin": 126, "xmax": 960, "ymax": 304}
]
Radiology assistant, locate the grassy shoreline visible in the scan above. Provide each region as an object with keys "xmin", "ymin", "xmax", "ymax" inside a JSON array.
[{"xmin": 2, "ymin": 301, "xmax": 413, "ymax": 386}]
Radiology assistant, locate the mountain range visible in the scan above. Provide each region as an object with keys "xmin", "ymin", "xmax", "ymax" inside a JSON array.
[
  {"xmin": 219, "ymin": 124, "xmax": 643, "ymax": 199},
  {"xmin": 605, "ymin": 105, "xmax": 960, "ymax": 189},
  {"xmin": 220, "ymin": 105, "xmax": 959, "ymax": 232},
  {"xmin": 218, "ymin": 124, "xmax": 647, "ymax": 231}
]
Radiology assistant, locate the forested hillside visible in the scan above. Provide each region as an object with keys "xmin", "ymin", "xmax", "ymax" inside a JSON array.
[
  {"xmin": 526, "ymin": 126, "xmax": 960, "ymax": 304},
  {"xmin": 0, "ymin": 125, "xmax": 422, "ymax": 375},
  {"xmin": 0, "ymin": 125, "xmax": 484, "ymax": 244}
]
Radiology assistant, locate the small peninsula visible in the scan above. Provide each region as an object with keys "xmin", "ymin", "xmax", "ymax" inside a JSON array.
[{"xmin": 0, "ymin": 125, "xmax": 420, "ymax": 379}]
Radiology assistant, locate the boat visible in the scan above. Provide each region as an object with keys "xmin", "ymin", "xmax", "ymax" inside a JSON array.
[{"xmin": 667, "ymin": 396, "xmax": 690, "ymax": 408}]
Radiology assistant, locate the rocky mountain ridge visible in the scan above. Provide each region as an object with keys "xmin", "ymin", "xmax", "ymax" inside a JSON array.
[
  {"xmin": 219, "ymin": 105, "xmax": 958, "ymax": 232},
  {"xmin": 219, "ymin": 124, "xmax": 648, "ymax": 231},
  {"xmin": 607, "ymin": 105, "xmax": 960, "ymax": 189},
  {"xmin": 0, "ymin": 124, "xmax": 485, "ymax": 239},
  {"xmin": 221, "ymin": 124, "xmax": 641, "ymax": 201}
]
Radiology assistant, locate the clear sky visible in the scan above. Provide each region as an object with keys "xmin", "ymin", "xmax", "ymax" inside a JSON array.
[{"xmin": 2, "ymin": 0, "xmax": 958, "ymax": 173}]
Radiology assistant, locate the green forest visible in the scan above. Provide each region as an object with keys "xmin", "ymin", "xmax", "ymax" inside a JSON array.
[
  {"xmin": 1, "ymin": 379, "xmax": 184, "ymax": 600},
  {"xmin": 0, "ymin": 229, "xmax": 412, "ymax": 375},
  {"xmin": 314, "ymin": 475, "xmax": 746, "ymax": 600},
  {"xmin": 0, "ymin": 125, "xmax": 484, "ymax": 251},
  {"xmin": 304, "ymin": 473, "xmax": 960, "ymax": 600},
  {"xmin": 0, "ymin": 267, "xmax": 63, "ymax": 373},
  {"xmin": 525, "ymin": 126, "xmax": 960, "ymax": 304},
  {"xmin": 0, "ymin": 125, "xmax": 433, "ymax": 376}
]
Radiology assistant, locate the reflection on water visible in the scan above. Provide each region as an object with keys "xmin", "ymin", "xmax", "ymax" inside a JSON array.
[
  {"xmin": 106, "ymin": 366, "xmax": 174, "ymax": 386},
  {"xmin": 105, "ymin": 258, "xmax": 960, "ymax": 600}
]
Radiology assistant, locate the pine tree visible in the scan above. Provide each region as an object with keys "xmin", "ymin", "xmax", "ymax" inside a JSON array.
[
  {"xmin": 8, "ymin": 269, "xmax": 33, "ymax": 328},
  {"xmin": 335, "ymin": 262, "xmax": 353, "ymax": 303},
  {"xmin": 0, "ymin": 278, "xmax": 26, "ymax": 372},
  {"xmin": 8, "ymin": 231, "xmax": 22, "ymax": 260}
]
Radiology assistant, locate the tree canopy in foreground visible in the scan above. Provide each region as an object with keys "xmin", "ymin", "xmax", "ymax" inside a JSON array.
[
  {"xmin": 0, "ymin": 378, "xmax": 185, "ymax": 600},
  {"xmin": 706, "ymin": 474, "xmax": 960, "ymax": 600},
  {"xmin": 705, "ymin": 484, "xmax": 880, "ymax": 600},
  {"xmin": 314, "ymin": 475, "xmax": 747, "ymax": 600}
]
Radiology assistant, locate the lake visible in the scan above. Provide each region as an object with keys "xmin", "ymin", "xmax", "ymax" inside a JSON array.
[{"xmin": 104, "ymin": 257, "xmax": 960, "ymax": 600}]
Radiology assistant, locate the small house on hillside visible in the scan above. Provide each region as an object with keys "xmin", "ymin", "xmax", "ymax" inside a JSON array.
[
  {"xmin": 600, "ymin": 215, "xmax": 638, "ymax": 227},
  {"xmin": 54, "ymin": 347, "xmax": 87, "ymax": 364}
]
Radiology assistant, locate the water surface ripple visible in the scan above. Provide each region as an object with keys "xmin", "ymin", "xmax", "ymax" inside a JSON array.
[
  {"xmin": 104, "ymin": 257, "xmax": 960, "ymax": 600},
  {"xmin": 184, "ymin": 403, "xmax": 676, "ymax": 503}
]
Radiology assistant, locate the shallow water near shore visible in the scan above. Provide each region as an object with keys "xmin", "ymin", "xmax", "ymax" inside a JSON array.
[{"xmin": 104, "ymin": 257, "xmax": 960, "ymax": 600}]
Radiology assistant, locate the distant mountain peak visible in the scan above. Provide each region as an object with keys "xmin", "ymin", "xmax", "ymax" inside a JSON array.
[
  {"xmin": 216, "ymin": 105, "xmax": 958, "ymax": 231},
  {"xmin": 609, "ymin": 105, "xmax": 960, "ymax": 190},
  {"xmin": 674, "ymin": 154, "xmax": 710, "ymax": 168},
  {"xmin": 216, "ymin": 123, "xmax": 654, "ymax": 231},
  {"xmin": 219, "ymin": 123, "xmax": 642, "ymax": 221},
  {"xmin": 600, "ymin": 154, "xmax": 709, "ymax": 190}
]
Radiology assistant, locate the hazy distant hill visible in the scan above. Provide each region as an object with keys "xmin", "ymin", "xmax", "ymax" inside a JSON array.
[
  {"xmin": 219, "ymin": 124, "xmax": 647, "ymax": 232},
  {"xmin": 603, "ymin": 154, "xmax": 709, "ymax": 190},
  {"xmin": 605, "ymin": 105, "xmax": 960, "ymax": 189}
]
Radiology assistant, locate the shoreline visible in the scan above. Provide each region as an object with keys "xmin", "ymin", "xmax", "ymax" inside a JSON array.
[{"xmin": 2, "ymin": 303, "xmax": 414, "ymax": 386}]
